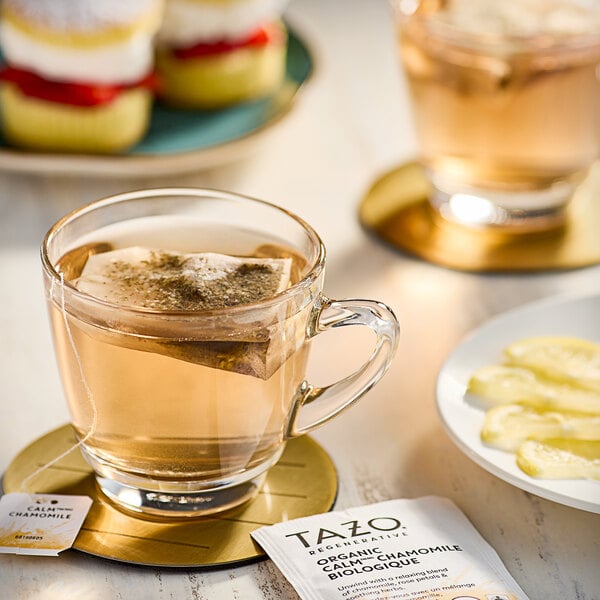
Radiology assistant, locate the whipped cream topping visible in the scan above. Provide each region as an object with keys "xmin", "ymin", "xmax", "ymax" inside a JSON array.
[
  {"xmin": 158, "ymin": 0, "xmax": 289, "ymax": 47},
  {"xmin": 0, "ymin": 20, "xmax": 155, "ymax": 84},
  {"xmin": 431, "ymin": 0, "xmax": 600, "ymax": 37},
  {"xmin": 2, "ymin": 0, "xmax": 161, "ymax": 34}
]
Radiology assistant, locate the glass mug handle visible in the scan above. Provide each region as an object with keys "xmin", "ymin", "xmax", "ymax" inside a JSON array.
[{"xmin": 285, "ymin": 293, "xmax": 399, "ymax": 438}]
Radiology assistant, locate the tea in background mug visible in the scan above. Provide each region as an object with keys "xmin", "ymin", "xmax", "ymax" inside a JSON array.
[
  {"xmin": 41, "ymin": 188, "xmax": 399, "ymax": 517},
  {"xmin": 393, "ymin": 0, "xmax": 600, "ymax": 232}
]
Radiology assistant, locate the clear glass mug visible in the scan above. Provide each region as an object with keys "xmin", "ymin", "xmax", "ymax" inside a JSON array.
[
  {"xmin": 392, "ymin": 0, "xmax": 600, "ymax": 232},
  {"xmin": 41, "ymin": 189, "xmax": 399, "ymax": 517}
]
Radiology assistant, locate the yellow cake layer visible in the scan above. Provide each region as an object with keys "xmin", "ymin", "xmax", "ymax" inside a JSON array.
[
  {"xmin": 156, "ymin": 32, "xmax": 287, "ymax": 109},
  {"xmin": 1, "ymin": 1, "xmax": 164, "ymax": 48},
  {"xmin": 0, "ymin": 83, "xmax": 152, "ymax": 153}
]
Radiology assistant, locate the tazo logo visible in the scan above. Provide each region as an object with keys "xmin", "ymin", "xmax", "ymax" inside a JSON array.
[{"xmin": 285, "ymin": 517, "xmax": 403, "ymax": 548}]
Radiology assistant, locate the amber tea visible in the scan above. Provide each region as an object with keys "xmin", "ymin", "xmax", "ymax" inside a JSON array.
[{"xmin": 52, "ymin": 220, "xmax": 309, "ymax": 485}]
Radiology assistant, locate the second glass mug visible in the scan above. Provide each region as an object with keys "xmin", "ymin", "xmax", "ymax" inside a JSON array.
[
  {"xmin": 41, "ymin": 189, "xmax": 399, "ymax": 517},
  {"xmin": 393, "ymin": 0, "xmax": 600, "ymax": 232}
]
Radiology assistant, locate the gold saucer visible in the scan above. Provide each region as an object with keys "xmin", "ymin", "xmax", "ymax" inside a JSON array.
[
  {"xmin": 359, "ymin": 162, "xmax": 600, "ymax": 272},
  {"xmin": 2, "ymin": 425, "xmax": 337, "ymax": 568}
]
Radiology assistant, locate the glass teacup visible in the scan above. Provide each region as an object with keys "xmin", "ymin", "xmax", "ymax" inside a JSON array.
[{"xmin": 41, "ymin": 188, "xmax": 399, "ymax": 517}]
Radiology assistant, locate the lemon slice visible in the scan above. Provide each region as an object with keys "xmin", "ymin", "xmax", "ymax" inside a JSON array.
[
  {"xmin": 467, "ymin": 365, "xmax": 600, "ymax": 415},
  {"xmin": 504, "ymin": 336, "xmax": 600, "ymax": 393},
  {"xmin": 481, "ymin": 404, "xmax": 600, "ymax": 451},
  {"xmin": 516, "ymin": 439, "xmax": 600, "ymax": 480}
]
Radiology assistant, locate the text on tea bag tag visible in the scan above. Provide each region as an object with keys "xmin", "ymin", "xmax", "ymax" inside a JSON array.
[{"xmin": 0, "ymin": 493, "xmax": 92, "ymax": 556}]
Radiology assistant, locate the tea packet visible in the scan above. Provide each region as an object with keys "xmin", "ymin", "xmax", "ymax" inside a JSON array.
[
  {"xmin": 69, "ymin": 247, "xmax": 299, "ymax": 379},
  {"xmin": 251, "ymin": 496, "xmax": 530, "ymax": 600}
]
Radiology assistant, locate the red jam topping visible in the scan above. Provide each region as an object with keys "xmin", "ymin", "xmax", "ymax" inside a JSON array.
[
  {"xmin": 172, "ymin": 24, "xmax": 282, "ymax": 59},
  {"xmin": 0, "ymin": 67, "xmax": 158, "ymax": 106}
]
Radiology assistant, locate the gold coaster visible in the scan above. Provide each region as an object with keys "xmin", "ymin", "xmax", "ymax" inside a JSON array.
[
  {"xmin": 359, "ymin": 162, "xmax": 600, "ymax": 272},
  {"xmin": 2, "ymin": 425, "xmax": 338, "ymax": 568}
]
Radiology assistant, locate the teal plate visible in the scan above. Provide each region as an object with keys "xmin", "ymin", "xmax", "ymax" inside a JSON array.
[{"xmin": 0, "ymin": 26, "xmax": 313, "ymax": 176}]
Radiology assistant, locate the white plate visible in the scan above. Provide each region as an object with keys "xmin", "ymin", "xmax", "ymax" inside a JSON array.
[{"xmin": 436, "ymin": 291, "xmax": 600, "ymax": 514}]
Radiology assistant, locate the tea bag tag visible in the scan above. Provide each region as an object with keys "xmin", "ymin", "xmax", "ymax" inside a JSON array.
[{"xmin": 0, "ymin": 493, "xmax": 92, "ymax": 556}]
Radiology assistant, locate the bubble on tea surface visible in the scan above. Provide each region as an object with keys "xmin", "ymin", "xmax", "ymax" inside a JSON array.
[{"xmin": 70, "ymin": 246, "xmax": 301, "ymax": 379}]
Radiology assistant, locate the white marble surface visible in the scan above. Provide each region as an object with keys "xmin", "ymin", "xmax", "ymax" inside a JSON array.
[{"xmin": 1, "ymin": 1, "xmax": 599, "ymax": 598}]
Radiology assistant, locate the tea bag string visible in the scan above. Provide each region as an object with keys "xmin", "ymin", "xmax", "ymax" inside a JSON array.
[{"xmin": 20, "ymin": 272, "xmax": 98, "ymax": 492}]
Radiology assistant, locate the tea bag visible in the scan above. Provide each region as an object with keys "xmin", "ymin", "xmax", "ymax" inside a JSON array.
[
  {"xmin": 72, "ymin": 247, "xmax": 300, "ymax": 379},
  {"xmin": 75, "ymin": 247, "xmax": 292, "ymax": 311}
]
